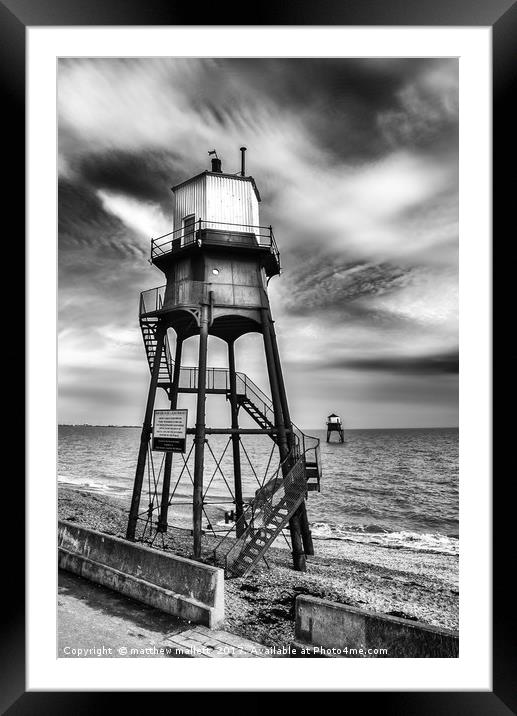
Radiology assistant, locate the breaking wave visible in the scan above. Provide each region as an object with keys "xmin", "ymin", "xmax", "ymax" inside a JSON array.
[{"xmin": 310, "ymin": 522, "xmax": 458, "ymax": 555}]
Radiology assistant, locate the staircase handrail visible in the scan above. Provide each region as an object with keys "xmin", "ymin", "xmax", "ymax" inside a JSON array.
[
  {"xmin": 214, "ymin": 445, "xmax": 312, "ymax": 577},
  {"xmin": 212, "ymin": 443, "xmax": 301, "ymax": 559}
]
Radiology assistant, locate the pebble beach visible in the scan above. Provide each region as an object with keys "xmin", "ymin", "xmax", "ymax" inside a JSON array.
[{"xmin": 58, "ymin": 487, "xmax": 459, "ymax": 648}]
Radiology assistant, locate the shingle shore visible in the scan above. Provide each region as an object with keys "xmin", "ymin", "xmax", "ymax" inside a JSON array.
[{"xmin": 58, "ymin": 487, "xmax": 458, "ymax": 648}]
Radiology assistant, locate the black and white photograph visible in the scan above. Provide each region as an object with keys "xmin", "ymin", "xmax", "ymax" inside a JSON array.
[
  {"xmin": 56, "ymin": 56, "xmax": 461, "ymax": 660},
  {"xmin": 0, "ymin": 0, "xmax": 503, "ymax": 703}
]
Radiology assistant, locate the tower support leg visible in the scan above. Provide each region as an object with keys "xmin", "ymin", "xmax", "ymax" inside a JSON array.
[
  {"xmin": 157, "ymin": 335, "xmax": 183, "ymax": 533},
  {"xmin": 297, "ymin": 502, "xmax": 314, "ymax": 556},
  {"xmin": 268, "ymin": 321, "xmax": 294, "ymax": 454},
  {"xmin": 262, "ymin": 309, "xmax": 306, "ymax": 572},
  {"xmin": 227, "ymin": 339, "xmax": 244, "ymax": 535},
  {"xmin": 193, "ymin": 304, "xmax": 209, "ymax": 558},
  {"xmin": 126, "ymin": 323, "xmax": 166, "ymax": 541},
  {"xmin": 268, "ymin": 318, "xmax": 314, "ymax": 557}
]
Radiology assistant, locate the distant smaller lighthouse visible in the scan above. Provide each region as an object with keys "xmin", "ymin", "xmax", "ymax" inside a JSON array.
[{"xmin": 326, "ymin": 413, "xmax": 344, "ymax": 443}]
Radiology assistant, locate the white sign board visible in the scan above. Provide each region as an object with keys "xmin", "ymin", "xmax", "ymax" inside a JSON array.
[{"xmin": 152, "ymin": 409, "xmax": 188, "ymax": 452}]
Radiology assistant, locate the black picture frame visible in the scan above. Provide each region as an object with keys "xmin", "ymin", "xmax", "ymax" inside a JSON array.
[{"xmin": 4, "ymin": 0, "xmax": 507, "ymax": 712}]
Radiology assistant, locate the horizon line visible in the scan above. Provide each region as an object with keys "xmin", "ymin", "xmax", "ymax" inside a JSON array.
[{"xmin": 58, "ymin": 423, "xmax": 459, "ymax": 430}]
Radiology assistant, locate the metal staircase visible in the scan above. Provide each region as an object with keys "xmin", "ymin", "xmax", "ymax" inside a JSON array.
[
  {"xmin": 139, "ymin": 322, "xmax": 322, "ymax": 577},
  {"xmin": 237, "ymin": 395, "xmax": 275, "ymax": 431},
  {"xmin": 140, "ymin": 317, "xmax": 173, "ymax": 385},
  {"xmin": 304, "ymin": 461, "xmax": 321, "ymax": 492},
  {"xmin": 213, "ymin": 454, "xmax": 309, "ymax": 578}
]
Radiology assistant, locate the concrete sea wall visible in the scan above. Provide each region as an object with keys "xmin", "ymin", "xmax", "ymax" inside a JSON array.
[
  {"xmin": 58, "ymin": 520, "xmax": 224, "ymax": 628},
  {"xmin": 292, "ymin": 595, "xmax": 458, "ymax": 658}
]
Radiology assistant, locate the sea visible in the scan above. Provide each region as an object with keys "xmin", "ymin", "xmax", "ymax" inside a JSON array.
[{"xmin": 58, "ymin": 426, "xmax": 459, "ymax": 557}]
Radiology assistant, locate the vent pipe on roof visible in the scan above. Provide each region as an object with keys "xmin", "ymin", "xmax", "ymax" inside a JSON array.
[
  {"xmin": 211, "ymin": 157, "xmax": 222, "ymax": 173},
  {"xmin": 240, "ymin": 146, "xmax": 247, "ymax": 176}
]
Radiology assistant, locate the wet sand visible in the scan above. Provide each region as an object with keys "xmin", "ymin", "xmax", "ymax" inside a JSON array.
[{"xmin": 58, "ymin": 487, "xmax": 458, "ymax": 647}]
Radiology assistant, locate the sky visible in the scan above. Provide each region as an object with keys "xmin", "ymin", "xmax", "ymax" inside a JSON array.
[{"xmin": 58, "ymin": 58, "xmax": 458, "ymax": 429}]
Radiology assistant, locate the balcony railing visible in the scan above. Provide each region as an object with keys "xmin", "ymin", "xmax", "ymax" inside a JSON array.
[
  {"xmin": 150, "ymin": 219, "xmax": 280, "ymax": 265},
  {"xmin": 139, "ymin": 280, "xmax": 268, "ymax": 316},
  {"xmin": 140, "ymin": 285, "xmax": 166, "ymax": 314}
]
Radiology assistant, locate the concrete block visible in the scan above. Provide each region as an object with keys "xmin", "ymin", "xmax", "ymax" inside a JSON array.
[
  {"xmin": 293, "ymin": 595, "xmax": 458, "ymax": 658},
  {"xmin": 58, "ymin": 520, "xmax": 224, "ymax": 628}
]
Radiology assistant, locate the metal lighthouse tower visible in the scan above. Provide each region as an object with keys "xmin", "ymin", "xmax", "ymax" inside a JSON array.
[{"xmin": 126, "ymin": 148, "xmax": 321, "ymax": 576}]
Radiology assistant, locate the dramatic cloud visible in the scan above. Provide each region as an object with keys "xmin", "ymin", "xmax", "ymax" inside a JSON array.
[
  {"xmin": 329, "ymin": 351, "xmax": 459, "ymax": 375},
  {"xmin": 58, "ymin": 58, "xmax": 458, "ymax": 428}
]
